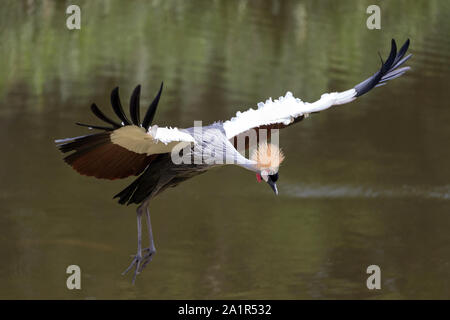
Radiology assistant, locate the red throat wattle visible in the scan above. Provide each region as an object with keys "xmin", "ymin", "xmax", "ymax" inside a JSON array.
[{"xmin": 256, "ymin": 173, "xmax": 262, "ymax": 182}]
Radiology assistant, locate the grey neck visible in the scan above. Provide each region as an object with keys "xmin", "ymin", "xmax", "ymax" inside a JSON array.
[{"xmin": 185, "ymin": 123, "xmax": 258, "ymax": 172}]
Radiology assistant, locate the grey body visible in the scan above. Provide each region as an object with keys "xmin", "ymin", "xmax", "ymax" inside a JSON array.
[{"xmin": 114, "ymin": 122, "xmax": 252, "ymax": 205}]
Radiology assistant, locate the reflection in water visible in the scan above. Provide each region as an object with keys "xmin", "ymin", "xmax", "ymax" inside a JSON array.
[
  {"xmin": 0, "ymin": 0, "xmax": 449, "ymax": 299},
  {"xmin": 285, "ymin": 184, "xmax": 450, "ymax": 200}
]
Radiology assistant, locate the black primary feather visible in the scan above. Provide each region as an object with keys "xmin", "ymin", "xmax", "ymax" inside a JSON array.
[
  {"xmin": 393, "ymin": 39, "xmax": 410, "ymax": 66},
  {"xmin": 55, "ymin": 132, "xmax": 110, "ymax": 153},
  {"xmin": 111, "ymin": 87, "xmax": 131, "ymax": 125},
  {"xmin": 142, "ymin": 82, "xmax": 163, "ymax": 130},
  {"xmin": 90, "ymin": 103, "xmax": 121, "ymax": 128},
  {"xmin": 74, "ymin": 83, "xmax": 165, "ymax": 132},
  {"xmin": 76, "ymin": 122, "xmax": 115, "ymax": 131},
  {"xmin": 354, "ymin": 39, "xmax": 397, "ymax": 97},
  {"xmin": 129, "ymin": 85, "xmax": 141, "ymax": 125},
  {"xmin": 354, "ymin": 39, "xmax": 412, "ymax": 98}
]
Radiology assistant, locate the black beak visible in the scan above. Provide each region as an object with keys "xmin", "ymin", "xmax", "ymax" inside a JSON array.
[{"xmin": 267, "ymin": 174, "xmax": 279, "ymax": 195}]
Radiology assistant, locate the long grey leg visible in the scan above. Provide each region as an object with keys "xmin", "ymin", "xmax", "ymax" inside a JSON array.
[
  {"xmin": 146, "ymin": 207, "xmax": 155, "ymax": 252},
  {"xmin": 139, "ymin": 206, "xmax": 156, "ymax": 272},
  {"xmin": 122, "ymin": 205, "xmax": 144, "ymax": 283}
]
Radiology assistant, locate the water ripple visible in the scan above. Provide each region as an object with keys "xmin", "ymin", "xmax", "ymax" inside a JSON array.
[{"xmin": 284, "ymin": 184, "xmax": 450, "ymax": 200}]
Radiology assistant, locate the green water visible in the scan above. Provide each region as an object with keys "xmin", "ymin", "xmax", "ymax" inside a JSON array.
[{"xmin": 0, "ymin": 0, "xmax": 449, "ymax": 299}]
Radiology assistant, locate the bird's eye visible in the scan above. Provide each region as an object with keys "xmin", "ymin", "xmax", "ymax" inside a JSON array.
[{"xmin": 269, "ymin": 172, "xmax": 278, "ymax": 182}]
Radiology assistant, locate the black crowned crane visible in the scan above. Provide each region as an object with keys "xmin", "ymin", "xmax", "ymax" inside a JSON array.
[{"xmin": 56, "ymin": 39, "xmax": 411, "ymax": 283}]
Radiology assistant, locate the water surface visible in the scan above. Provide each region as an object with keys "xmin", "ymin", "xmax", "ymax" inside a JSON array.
[{"xmin": 0, "ymin": 0, "xmax": 449, "ymax": 299}]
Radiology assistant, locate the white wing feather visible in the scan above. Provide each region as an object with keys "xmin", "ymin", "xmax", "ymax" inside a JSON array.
[
  {"xmin": 110, "ymin": 125, "xmax": 195, "ymax": 155},
  {"xmin": 222, "ymin": 89, "xmax": 356, "ymax": 139},
  {"xmin": 151, "ymin": 126, "xmax": 195, "ymax": 144}
]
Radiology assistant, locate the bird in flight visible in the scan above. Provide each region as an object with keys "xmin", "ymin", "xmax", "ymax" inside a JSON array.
[{"xmin": 56, "ymin": 39, "xmax": 411, "ymax": 283}]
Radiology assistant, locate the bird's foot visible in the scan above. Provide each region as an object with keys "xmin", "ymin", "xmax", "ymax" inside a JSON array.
[
  {"xmin": 122, "ymin": 247, "xmax": 156, "ymax": 284},
  {"xmin": 122, "ymin": 252, "xmax": 142, "ymax": 284},
  {"xmin": 138, "ymin": 247, "xmax": 156, "ymax": 273}
]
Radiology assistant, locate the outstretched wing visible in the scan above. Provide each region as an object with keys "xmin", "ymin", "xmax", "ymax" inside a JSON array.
[
  {"xmin": 223, "ymin": 39, "xmax": 412, "ymax": 141},
  {"xmin": 55, "ymin": 83, "xmax": 194, "ymax": 180}
]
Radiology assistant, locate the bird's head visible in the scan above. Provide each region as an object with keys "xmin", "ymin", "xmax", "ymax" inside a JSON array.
[{"xmin": 251, "ymin": 143, "xmax": 285, "ymax": 195}]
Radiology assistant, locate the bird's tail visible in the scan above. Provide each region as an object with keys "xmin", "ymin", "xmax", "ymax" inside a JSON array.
[
  {"xmin": 113, "ymin": 176, "xmax": 142, "ymax": 205},
  {"xmin": 113, "ymin": 154, "xmax": 168, "ymax": 205}
]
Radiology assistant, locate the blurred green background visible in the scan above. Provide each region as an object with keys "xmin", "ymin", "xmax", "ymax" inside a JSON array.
[{"xmin": 0, "ymin": 0, "xmax": 449, "ymax": 299}]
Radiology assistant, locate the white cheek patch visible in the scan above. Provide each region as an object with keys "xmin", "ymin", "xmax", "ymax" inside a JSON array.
[{"xmin": 261, "ymin": 171, "xmax": 269, "ymax": 182}]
